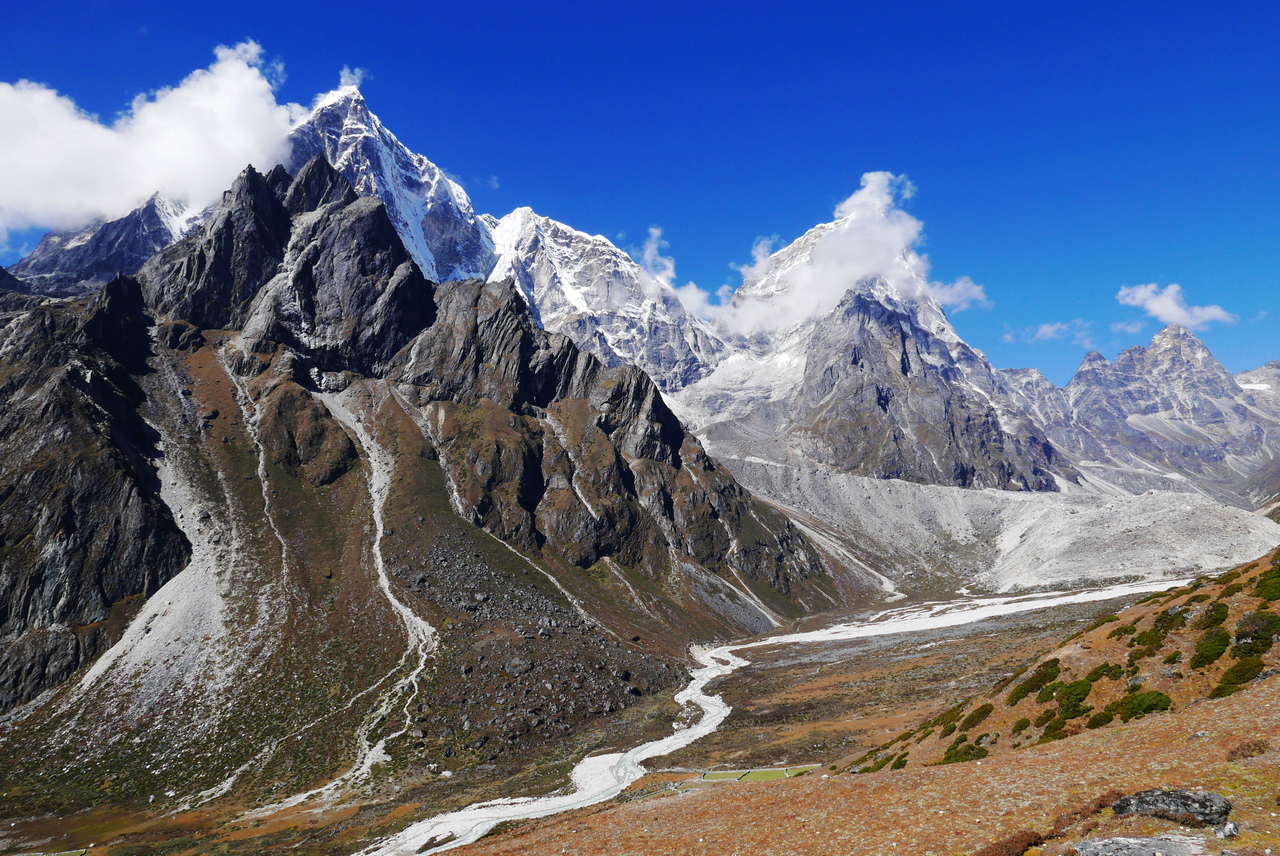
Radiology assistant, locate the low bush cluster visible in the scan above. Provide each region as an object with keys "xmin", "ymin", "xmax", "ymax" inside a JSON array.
[
  {"xmin": 1196, "ymin": 602, "xmax": 1229, "ymax": 630},
  {"xmin": 1007, "ymin": 659, "xmax": 1060, "ymax": 706},
  {"xmin": 1086, "ymin": 662, "xmax": 1123, "ymax": 681},
  {"xmin": 959, "ymin": 703, "xmax": 995, "ymax": 732},
  {"xmin": 1190, "ymin": 626, "xmax": 1231, "ymax": 669},
  {"xmin": 1209, "ymin": 656, "xmax": 1265, "ymax": 698}
]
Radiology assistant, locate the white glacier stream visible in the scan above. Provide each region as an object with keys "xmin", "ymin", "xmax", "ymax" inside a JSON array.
[{"xmin": 364, "ymin": 577, "xmax": 1184, "ymax": 855}]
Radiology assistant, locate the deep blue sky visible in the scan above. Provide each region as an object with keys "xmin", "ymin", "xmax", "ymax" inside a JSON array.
[{"xmin": 3, "ymin": 1, "xmax": 1277, "ymax": 384}]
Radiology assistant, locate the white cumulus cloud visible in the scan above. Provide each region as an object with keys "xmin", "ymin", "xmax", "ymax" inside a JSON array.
[
  {"xmin": 692, "ymin": 171, "xmax": 989, "ymax": 333},
  {"xmin": 1115, "ymin": 283, "xmax": 1236, "ymax": 330},
  {"xmin": 0, "ymin": 41, "xmax": 310, "ymax": 241}
]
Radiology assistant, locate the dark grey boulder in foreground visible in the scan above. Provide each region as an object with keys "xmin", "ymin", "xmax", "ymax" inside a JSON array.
[{"xmin": 1112, "ymin": 788, "xmax": 1232, "ymax": 827}]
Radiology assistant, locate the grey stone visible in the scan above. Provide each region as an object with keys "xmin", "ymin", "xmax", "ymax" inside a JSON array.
[{"xmin": 1112, "ymin": 789, "xmax": 1232, "ymax": 826}]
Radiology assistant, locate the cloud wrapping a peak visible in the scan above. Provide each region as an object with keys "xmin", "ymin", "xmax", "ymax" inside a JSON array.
[
  {"xmin": 695, "ymin": 171, "xmax": 988, "ymax": 333},
  {"xmin": 1115, "ymin": 283, "xmax": 1235, "ymax": 330},
  {"xmin": 0, "ymin": 41, "xmax": 309, "ymax": 240}
]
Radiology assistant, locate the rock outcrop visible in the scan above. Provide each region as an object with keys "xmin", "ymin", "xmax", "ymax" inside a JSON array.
[
  {"xmin": 1112, "ymin": 789, "xmax": 1233, "ymax": 827},
  {"xmin": 0, "ymin": 276, "xmax": 190, "ymax": 711}
]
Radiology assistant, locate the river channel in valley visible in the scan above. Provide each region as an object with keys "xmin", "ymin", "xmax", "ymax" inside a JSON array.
[{"xmin": 366, "ymin": 577, "xmax": 1186, "ymax": 854}]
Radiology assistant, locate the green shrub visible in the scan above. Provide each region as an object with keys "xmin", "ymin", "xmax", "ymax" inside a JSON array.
[
  {"xmin": 1086, "ymin": 710, "xmax": 1114, "ymax": 729},
  {"xmin": 1037, "ymin": 681, "xmax": 1064, "ymax": 704},
  {"xmin": 1196, "ymin": 602, "xmax": 1229, "ymax": 629},
  {"xmin": 1216, "ymin": 569, "xmax": 1242, "ymax": 585},
  {"xmin": 942, "ymin": 735, "xmax": 989, "ymax": 764},
  {"xmin": 1086, "ymin": 662, "xmax": 1123, "ymax": 682},
  {"xmin": 1253, "ymin": 566, "xmax": 1280, "ymax": 601},
  {"xmin": 1127, "ymin": 646, "xmax": 1158, "ymax": 667},
  {"xmin": 1108, "ymin": 624, "xmax": 1137, "ymax": 639},
  {"xmin": 940, "ymin": 723, "xmax": 956, "ymax": 738},
  {"xmin": 1034, "ymin": 707, "xmax": 1056, "ymax": 727},
  {"xmin": 1162, "ymin": 650, "xmax": 1183, "ymax": 665},
  {"xmin": 1108, "ymin": 690, "xmax": 1172, "ymax": 722},
  {"xmin": 891, "ymin": 753, "xmax": 909, "ymax": 770},
  {"xmin": 1190, "ymin": 626, "xmax": 1231, "ymax": 668},
  {"xmin": 1219, "ymin": 582, "xmax": 1244, "ymax": 599},
  {"xmin": 1039, "ymin": 717, "xmax": 1067, "ymax": 741},
  {"xmin": 865, "ymin": 753, "xmax": 895, "ymax": 772},
  {"xmin": 1232, "ymin": 611, "xmax": 1280, "ymax": 659},
  {"xmin": 932, "ymin": 701, "xmax": 967, "ymax": 728},
  {"xmin": 1011, "ymin": 717, "xmax": 1031, "ymax": 734},
  {"xmin": 1008, "ymin": 659, "xmax": 1061, "ymax": 706},
  {"xmin": 914, "ymin": 728, "xmax": 935, "ymax": 744},
  {"xmin": 1211, "ymin": 656, "xmax": 1265, "ymax": 698},
  {"xmin": 1056, "ymin": 679, "xmax": 1094, "ymax": 720},
  {"xmin": 1187, "ymin": 593, "xmax": 1211, "ymax": 603},
  {"xmin": 959, "ymin": 703, "xmax": 995, "ymax": 732},
  {"xmin": 1086, "ymin": 614, "xmax": 1120, "ymax": 632}
]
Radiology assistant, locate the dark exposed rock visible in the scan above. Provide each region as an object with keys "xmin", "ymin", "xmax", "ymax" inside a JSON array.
[
  {"xmin": 0, "ymin": 267, "xmax": 31, "ymax": 294},
  {"xmin": 0, "ymin": 276, "xmax": 189, "ymax": 712},
  {"xmin": 1112, "ymin": 788, "xmax": 1232, "ymax": 827},
  {"xmin": 139, "ymin": 165, "xmax": 292, "ymax": 330}
]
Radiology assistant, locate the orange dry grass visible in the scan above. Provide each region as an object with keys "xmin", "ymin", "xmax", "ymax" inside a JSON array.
[{"xmin": 455, "ymin": 677, "xmax": 1280, "ymax": 856}]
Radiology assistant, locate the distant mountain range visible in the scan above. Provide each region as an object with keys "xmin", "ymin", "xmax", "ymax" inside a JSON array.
[{"xmin": 10, "ymin": 85, "xmax": 1280, "ymax": 511}]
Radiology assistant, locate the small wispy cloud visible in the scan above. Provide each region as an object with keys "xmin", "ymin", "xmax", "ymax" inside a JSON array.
[
  {"xmin": 1110, "ymin": 319, "xmax": 1145, "ymax": 334},
  {"xmin": 1003, "ymin": 319, "xmax": 1094, "ymax": 348},
  {"xmin": 338, "ymin": 65, "xmax": 366, "ymax": 88},
  {"xmin": 1115, "ymin": 283, "xmax": 1235, "ymax": 330}
]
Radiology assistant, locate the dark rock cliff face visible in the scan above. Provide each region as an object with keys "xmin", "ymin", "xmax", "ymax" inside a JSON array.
[
  {"xmin": 790, "ymin": 292, "xmax": 1059, "ymax": 490},
  {"xmin": 6, "ymin": 196, "xmax": 193, "ymax": 297},
  {"xmin": 389, "ymin": 277, "xmax": 824, "ymax": 593},
  {"xmin": 137, "ymin": 156, "xmax": 822, "ymax": 607},
  {"xmin": 0, "ymin": 277, "xmax": 190, "ymax": 712}
]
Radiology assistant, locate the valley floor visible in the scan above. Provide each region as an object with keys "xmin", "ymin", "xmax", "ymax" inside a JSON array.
[{"xmin": 449, "ymin": 662, "xmax": 1280, "ymax": 856}]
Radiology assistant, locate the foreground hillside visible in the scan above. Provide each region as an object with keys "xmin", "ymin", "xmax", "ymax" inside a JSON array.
[{"xmin": 452, "ymin": 554, "xmax": 1280, "ymax": 856}]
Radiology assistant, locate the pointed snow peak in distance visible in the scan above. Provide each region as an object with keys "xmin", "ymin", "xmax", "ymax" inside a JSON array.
[
  {"xmin": 288, "ymin": 88, "xmax": 494, "ymax": 283},
  {"xmin": 487, "ymin": 205, "xmax": 726, "ymax": 391}
]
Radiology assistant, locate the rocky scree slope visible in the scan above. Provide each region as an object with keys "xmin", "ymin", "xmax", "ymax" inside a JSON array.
[{"xmin": 0, "ymin": 156, "xmax": 830, "ymax": 819}]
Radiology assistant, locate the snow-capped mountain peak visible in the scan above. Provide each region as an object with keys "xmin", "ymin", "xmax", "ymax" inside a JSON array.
[
  {"xmin": 287, "ymin": 86, "xmax": 495, "ymax": 283},
  {"xmin": 485, "ymin": 206, "xmax": 726, "ymax": 391}
]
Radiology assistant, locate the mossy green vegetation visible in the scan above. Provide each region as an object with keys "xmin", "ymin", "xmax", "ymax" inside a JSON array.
[
  {"xmin": 1190, "ymin": 625, "xmax": 1231, "ymax": 669},
  {"xmin": 1007, "ymin": 659, "xmax": 1060, "ymax": 706},
  {"xmin": 1086, "ymin": 662, "xmax": 1123, "ymax": 681},
  {"xmin": 1209, "ymin": 657, "xmax": 1265, "ymax": 698},
  {"xmin": 1196, "ymin": 602, "xmax": 1229, "ymax": 629},
  {"xmin": 1107, "ymin": 689, "xmax": 1172, "ymax": 722},
  {"xmin": 959, "ymin": 703, "xmax": 994, "ymax": 732},
  {"xmin": 1055, "ymin": 679, "xmax": 1094, "ymax": 720}
]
